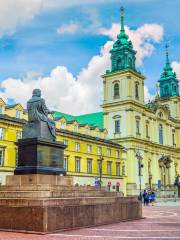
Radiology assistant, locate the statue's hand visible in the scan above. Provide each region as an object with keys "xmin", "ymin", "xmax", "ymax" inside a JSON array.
[{"xmin": 48, "ymin": 110, "xmax": 53, "ymax": 114}]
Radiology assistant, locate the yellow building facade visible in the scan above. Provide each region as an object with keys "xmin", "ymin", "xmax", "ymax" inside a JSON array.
[{"xmin": 0, "ymin": 99, "xmax": 126, "ymax": 194}]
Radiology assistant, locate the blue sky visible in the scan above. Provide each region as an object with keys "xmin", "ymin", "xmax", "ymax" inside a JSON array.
[{"xmin": 0, "ymin": 0, "xmax": 179, "ymax": 113}]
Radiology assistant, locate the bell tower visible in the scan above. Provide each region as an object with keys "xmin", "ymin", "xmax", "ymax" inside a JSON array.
[
  {"xmin": 102, "ymin": 7, "xmax": 145, "ymax": 139},
  {"xmin": 110, "ymin": 7, "xmax": 136, "ymax": 72},
  {"xmin": 157, "ymin": 44, "xmax": 180, "ymax": 120},
  {"xmin": 158, "ymin": 44, "xmax": 179, "ymax": 98}
]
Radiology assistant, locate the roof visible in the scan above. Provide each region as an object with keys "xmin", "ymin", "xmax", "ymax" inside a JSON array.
[
  {"xmin": 57, "ymin": 128, "xmax": 122, "ymax": 148},
  {"xmin": 53, "ymin": 111, "xmax": 104, "ymax": 129},
  {"xmin": 0, "ymin": 114, "xmax": 26, "ymax": 124}
]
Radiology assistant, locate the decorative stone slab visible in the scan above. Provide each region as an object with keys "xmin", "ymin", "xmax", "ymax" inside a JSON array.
[{"xmin": 6, "ymin": 174, "xmax": 73, "ymax": 186}]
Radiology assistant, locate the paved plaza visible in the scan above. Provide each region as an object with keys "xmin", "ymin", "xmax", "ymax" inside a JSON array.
[{"xmin": 0, "ymin": 201, "xmax": 180, "ymax": 240}]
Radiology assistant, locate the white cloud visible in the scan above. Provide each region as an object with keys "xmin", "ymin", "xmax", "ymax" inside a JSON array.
[
  {"xmin": 99, "ymin": 23, "xmax": 164, "ymax": 66},
  {"xmin": 0, "ymin": 0, "xmax": 118, "ymax": 37},
  {"xmin": 144, "ymin": 86, "xmax": 155, "ymax": 103},
  {"xmin": 57, "ymin": 22, "xmax": 79, "ymax": 34},
  {"xmin": 0, "ymin": 23, "xmax": 163, "ymax": 114},
  {"xmin": 57, "ymin": 8, "xmax": 101, "ymax": 35},
  {"xmin": 0, "ymin": 0, "xmax": 45, "ymax": 36},
  {"xmin": 172, "ymin": 61, "xmax": 180, "ymax": 79}
]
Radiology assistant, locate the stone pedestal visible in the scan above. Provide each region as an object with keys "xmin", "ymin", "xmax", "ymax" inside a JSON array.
[
  {"xmin": 14, "ymin": 138, "xmax": 66, "ymax": 175},
  {"xmin": 0, "ymin": 175, "xmax": 142, "ymax": 233},
  {"xmin": 22, "ymin": 121, "xmax": 55, "ymax": 141}
]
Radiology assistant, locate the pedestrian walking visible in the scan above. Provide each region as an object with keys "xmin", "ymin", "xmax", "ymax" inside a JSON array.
[
  {"xmin": 142, "ymin": 190, "xmax": 147, "ymax": 206},
  {"xmin": 150, "ymin": 191, "xmax": 155, "ymax": 206},
  {"xmin": 144, "ymin": 191, "xmax": 149, "ymax": 206}
]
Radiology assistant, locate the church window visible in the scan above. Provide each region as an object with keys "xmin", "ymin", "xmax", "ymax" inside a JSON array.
[
  {"xmin": 135, "ymin": 83, "xmax": 139, "ymax": 99},
  {"xmin": 114, "ymin": 83, "xmax": 119, "ymax": 98},
  {"xmin": 115, "ymin": 119, "xmax": 120, "ymax": 134},
  {"xmin": 136, "ymin": 120, "xmax": 140, "ymax": 135},
  {"xmin": 174, "ymin": 85, "xmax": 177, "ymax": 93},
  {"xmin": 159, "ymin": 124, "xmax": 163, "ymax": 144}
]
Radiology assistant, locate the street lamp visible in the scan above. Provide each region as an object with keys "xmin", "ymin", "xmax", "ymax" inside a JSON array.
[
  {"xmin": 99, "ymin": 155, "xmax": 104, "ymax": 189},
  {"xmin": 135, "ymin": 150, "xmax": 143, "ymax": 201}
]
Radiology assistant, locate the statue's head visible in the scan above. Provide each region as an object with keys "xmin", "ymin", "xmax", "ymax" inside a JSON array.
[{"xmin": 32, "ymin": 89, "xmax": 41, "ymax": 97}]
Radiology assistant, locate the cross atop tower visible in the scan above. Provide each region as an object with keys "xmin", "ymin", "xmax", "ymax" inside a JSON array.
[
  {"xmin": 120, "ymin": 6, "xmax": 125, "ymax": 33},
  {"xmin": 165, "ymin": 43, "xmax": 170, "ymax": 67}
]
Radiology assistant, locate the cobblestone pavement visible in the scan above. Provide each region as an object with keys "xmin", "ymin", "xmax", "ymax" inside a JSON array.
[{"xmin": 0, "ymin": 202, "xmax": 180, "ymax": 240}]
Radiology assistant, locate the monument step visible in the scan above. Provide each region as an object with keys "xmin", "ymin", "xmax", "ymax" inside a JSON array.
[
  {"xmin": 0, "ymin": 196, "xmax": 136, "ymax": 207},
  {"xmin": 0, "ymin": 184, "xmax": 107, "ymax": 192},
  {"xmin": 0, "ymin": 190, "xmax": 120, "ymax": 198}
]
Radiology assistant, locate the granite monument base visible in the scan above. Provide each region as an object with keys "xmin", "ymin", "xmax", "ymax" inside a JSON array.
[
  {"xmin": 0, "ymin": 174, "xmax": 142, "ymax": 233},
  {"xmin": 14, "ymin": 138, "xmax": 66, "ymax": 175}
]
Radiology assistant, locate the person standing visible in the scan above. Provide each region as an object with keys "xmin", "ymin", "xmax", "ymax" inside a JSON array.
[
  {"xmin": 144, "ymin": 191, "xmax": 149, "ymax": 206},
  {"xmin": 142, "ymin": 190, "xmax": 147, "ymax": 206},
  {"xmin": 150, "ymin": 191, "xmax": 155, "ymax": 206}
]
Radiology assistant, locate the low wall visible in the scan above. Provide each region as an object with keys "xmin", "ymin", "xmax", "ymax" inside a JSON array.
[
  {"xmin": 0, "ymin": 175, "xmax": 142, "ymax": 233},
  {"xmin": 0, "ymin": 196, "xmax": 141, "ymax": 233}
]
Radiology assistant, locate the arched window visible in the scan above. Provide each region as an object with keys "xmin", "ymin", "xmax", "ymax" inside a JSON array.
[
  {"xmin": 174, "ymin": 85, "xmax": 177, "ymax": 93},
  {"xmin": 135, "ymin": 83, "xmax": 139, "ymax": 99},
  {"xmin": 114, "ymin": 83, "xmax": 119, "ymax": 98},
  {"xmin": 164, "ymin": 85, "xmax": 169, "ymax": 96},
  {"xmin": 115, "ymin": 119, "xmax": 120, "ymax": 134},
  {"xmin": 159, "ymin": 124, "xmax": 163, "ymax": 144}
]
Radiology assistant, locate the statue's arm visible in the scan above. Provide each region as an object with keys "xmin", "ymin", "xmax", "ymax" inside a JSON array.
[
  {"xmin": 41, "ymin": 99, "xmax": 50, "ymax": 115},
  {"xmin": 41, "ymin": 99, "xmax": 54, "ymax": 116}
]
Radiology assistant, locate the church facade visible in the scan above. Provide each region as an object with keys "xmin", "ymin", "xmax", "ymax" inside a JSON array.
[
  {"xmin": 0, "ymin": 8, "xmax": 179, "ymax": 196},
  {"xmin": 102, "ymin": 8, "xmax": 180, "ymax": 195}
]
